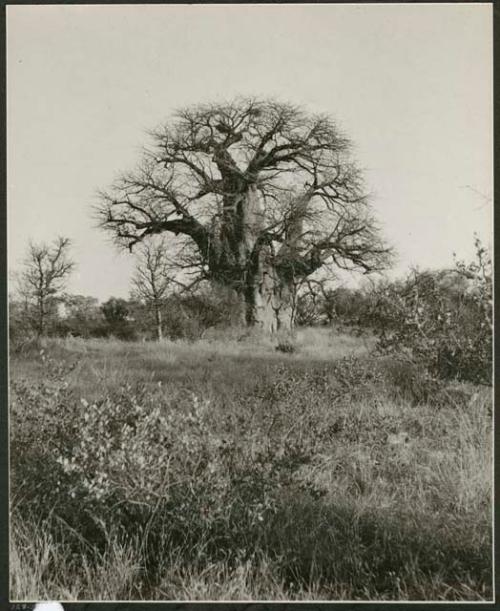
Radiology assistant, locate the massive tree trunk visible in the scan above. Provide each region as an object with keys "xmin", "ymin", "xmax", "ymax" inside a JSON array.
[
  {"xmin": 208, "ymin": 183, "xmax": 296, "ymax": 334},
  {"xmin": 244, "ymin": 243, "xmax": 296, "ymax": 334}
]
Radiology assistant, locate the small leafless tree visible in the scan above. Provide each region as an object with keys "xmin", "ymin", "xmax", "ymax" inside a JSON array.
[
  {"xmin": 18, "ymin": 237, "xmax": 75, "ymax": 336},
  {"xmin": 131, "ymin": 237, "xmax": 172, "ymax": 340}
]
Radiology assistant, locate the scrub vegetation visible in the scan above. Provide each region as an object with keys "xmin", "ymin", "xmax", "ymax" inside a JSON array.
[{"xmin": 10, "ymin": 325, "xmax": 492, "ymax": 601}]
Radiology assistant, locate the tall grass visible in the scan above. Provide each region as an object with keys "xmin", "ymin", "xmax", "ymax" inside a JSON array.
[{"xmin": 10, "ymin": 332, "xmax": 492, "ymax": 601}]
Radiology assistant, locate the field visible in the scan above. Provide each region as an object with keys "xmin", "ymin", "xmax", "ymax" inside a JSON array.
[{"xmin": 9, "ymin": 328, "xmax": 493, "ymax": 601}]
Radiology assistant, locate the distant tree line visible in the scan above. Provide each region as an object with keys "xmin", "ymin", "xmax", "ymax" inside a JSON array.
[
  {"xmin": 9, "ymin": 284, "xmax": 243, "ymax": 343},
  {"xmin": 9, "ymin": 236, "xmax": 244, "ymax": 342}
]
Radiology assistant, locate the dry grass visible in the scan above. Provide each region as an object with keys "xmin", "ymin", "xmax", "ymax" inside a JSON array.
[
  {"xmin": 11, "ymin": 518, "xmax": 143, "ymax": 601},
  {"xmin": 9, "ymin": 330, "xmax": 493, "ymax": 601}
]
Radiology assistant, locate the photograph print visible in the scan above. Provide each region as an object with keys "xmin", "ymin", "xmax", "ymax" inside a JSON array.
[{"xmin": 7, "ymin": 3, "xmax": 493, "ymax": 603}]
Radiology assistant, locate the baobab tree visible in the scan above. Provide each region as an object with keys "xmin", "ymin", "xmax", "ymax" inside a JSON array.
[
  {"xmin": 97, "ymin": 97, "xmax": 392, "ymax": 333},
  {"xmin": 131, "ymin": 237, "xmax": 172, "ymax": 340},
  {"xmin": 17, "ymin": 237, "xmax": 75, "ymax": 336}
]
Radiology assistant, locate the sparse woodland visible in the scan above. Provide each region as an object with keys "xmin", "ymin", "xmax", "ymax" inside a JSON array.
[{"xmin": 9, "ymin": 99, "xmax": 492, "ymax": 601}]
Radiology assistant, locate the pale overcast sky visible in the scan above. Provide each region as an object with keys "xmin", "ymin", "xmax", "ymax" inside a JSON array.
[{"xmin": 7, "ymin": 4, "xmax": 492, "ymax": 301}]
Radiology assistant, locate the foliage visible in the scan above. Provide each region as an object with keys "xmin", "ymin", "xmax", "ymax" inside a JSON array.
[
  {"xmin": 10, "ymin": 285, "xmax": 247, "ymax": 344},
  {"xmin": 50, "ymin": 294, "xmax": 102, "ymax": 338},
  {"xmin": 294, "ymin": 281, "xmax": 385, "ymax": 331},
  {"xmin": 9, "ymin": 291, "xmax": 110, "ymax": 343},
  {"xmin": 8, "ymin": 298, "xmax": 35, "ymax": 344},
  {"xmin": 101, "ymin": 297, "xmax": 130, "ymax": 324},
  {"xmin": 160, "ymin": 286, "xmax": 245, "ymax": 340},
  {"xmin": 99, "ymin": 297, "xmax": 137, "ymax": 340},
  {"xmin": 375, "ymin": 238, "xmax": 492, "ymax": 385}
]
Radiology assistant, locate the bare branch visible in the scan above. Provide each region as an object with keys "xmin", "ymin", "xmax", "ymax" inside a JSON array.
[{"xmin": 18, "ymin": 236, "xmax": 75, "ymax": 335}]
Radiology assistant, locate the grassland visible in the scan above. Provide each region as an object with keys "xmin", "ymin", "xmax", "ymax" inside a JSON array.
[{"xmin": 9, "ymin": 328, "xmax": 493, "ymax": 601}]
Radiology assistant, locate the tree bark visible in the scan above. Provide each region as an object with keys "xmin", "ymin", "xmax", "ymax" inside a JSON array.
[
  {"xmin": 154, "ymin": 303, "xmax": 163, "ymax": 341},
  {"xmin": 37, "ymin": 296, "xmax": 45, "ymax": 337},
  {"xmin": 241, "ymin": 245, "xmax": 294, "ymax": 334},
  {"xmin": 206, "ymin": 183, "xmax": 297, "ymax": 334}
]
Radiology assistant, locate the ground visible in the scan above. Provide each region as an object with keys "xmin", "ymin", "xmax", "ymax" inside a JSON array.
[{"xmin": 9, "ymin": 327, "xmax": 492, "ymax": 601}]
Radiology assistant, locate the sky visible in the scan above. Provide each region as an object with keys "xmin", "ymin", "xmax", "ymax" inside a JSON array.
[{"xmin": 7, "ymin": 3, "xmax": 492, "ymax": 301}]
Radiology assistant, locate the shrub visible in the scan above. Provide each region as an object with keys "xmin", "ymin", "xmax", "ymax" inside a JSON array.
[
  {"xmin": 162, "ymin": 286, "xmax": 245, "ymax": 340},
  {"xmin": 374, "ymin": 238, "xmax": 492, "ymax": 385},
  {"xmin": 275, "ymin": 341, "xmax": 296, "ymax": 354},
  {"xmin": 11, "ymin": 356, "xmax": 326, "ymax": 580},
  {"xmin": 378, "ymin": 357, "xmax": 444, "ymax": 406},
  {"xmin": 12, "ymin": 353, "xmax": 382, "ymax": 566}
]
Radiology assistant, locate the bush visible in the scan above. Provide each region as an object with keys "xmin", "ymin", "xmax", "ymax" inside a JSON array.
[
  {"xmin": 378, "ymin": 357, "xmax": 444, "ymax": 406},
  {"xmin": 11, "ymin": 357, "xmax": 327, "ymax": 580},
  {"xmin": 374, "ymin": 239, "xmax": 492, "ymax": 385},
  {"xmin": 11, "ymin": 352, "xmax": 385, "ymax": 568},
  {"xmin": 162, "ymin": 287, "xmax": 245, "ymax": 340},
  {"xmin": 275, "ymin": 341, "xmax": 296, "ymax": 354}
]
